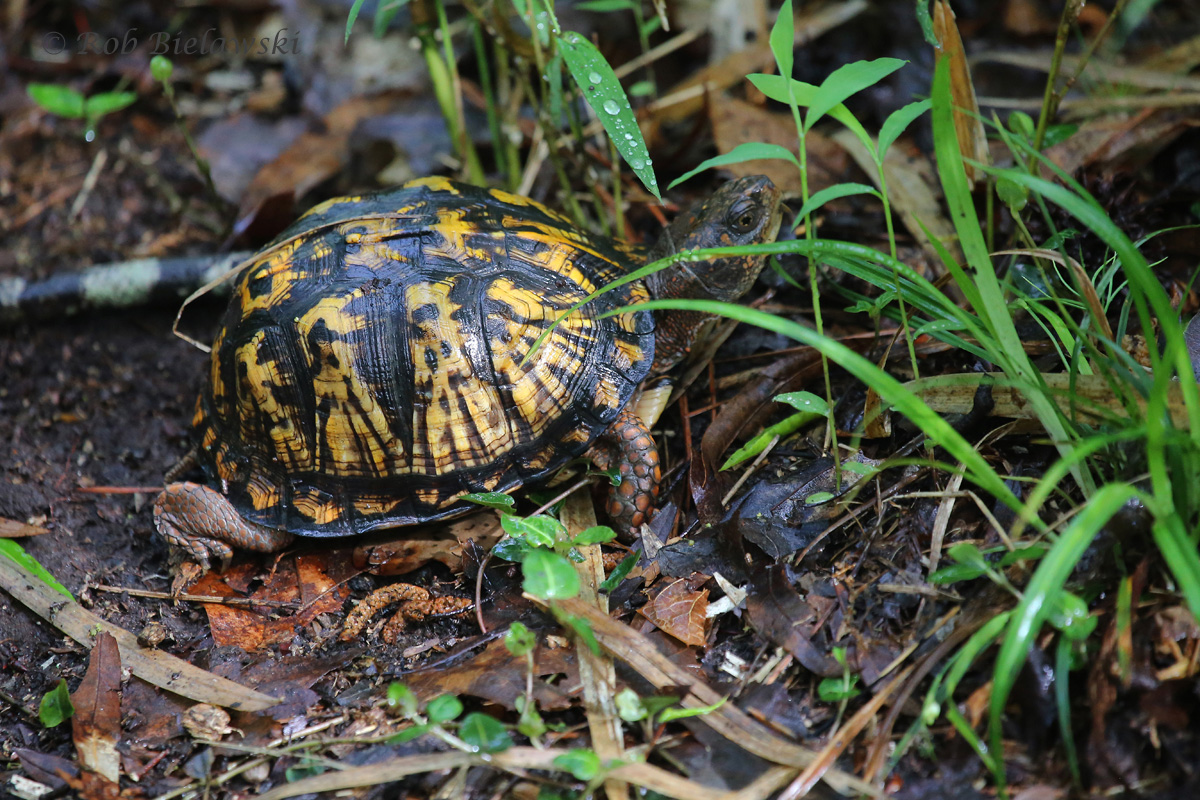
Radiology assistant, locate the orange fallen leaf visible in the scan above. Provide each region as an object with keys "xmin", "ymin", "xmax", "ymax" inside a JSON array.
[{"xmin": 639, "ymin": 578, "xmax": 711, "ymax": 647}]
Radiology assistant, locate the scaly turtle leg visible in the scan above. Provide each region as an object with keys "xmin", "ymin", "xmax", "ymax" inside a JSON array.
[
  {"xmin": 587, "ymin": 408, "xmax": 661, "ymax": 534},
  {"xmin": 153, "ymin": 482, "xmax": 293, "ymax": 572}
]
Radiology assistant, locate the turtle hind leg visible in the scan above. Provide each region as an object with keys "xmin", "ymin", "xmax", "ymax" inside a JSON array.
[
  {"xmin": 153, "ymin": 482, "xmax": 293, "ymax": 572},
  {"xmin": 587, "ymin": 408, "xmax": 661, "ymax": 537}
]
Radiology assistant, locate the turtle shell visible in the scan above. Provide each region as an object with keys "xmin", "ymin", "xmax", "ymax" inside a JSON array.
[{"xmin": 194, "ymin": 177, "xmax": 654, "ymax": 537}]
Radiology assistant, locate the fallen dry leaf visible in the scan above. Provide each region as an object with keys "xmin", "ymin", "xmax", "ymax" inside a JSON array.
[
  {"xmin": 638, "ymin": 577, "xmax": 712, "ymax": 647},
  {"xmin": 0, "ymin": 516, "xmax": 48, "ymax": 537},
  {"xmin": 70, "ymin": 632, "xmax": 122, "ymax": 784},
  {"xmin": 933, "ymin": 0, "xmax": 988, "ymax": 183}
]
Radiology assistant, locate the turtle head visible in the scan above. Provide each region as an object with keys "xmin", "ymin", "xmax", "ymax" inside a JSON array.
[{"xmin": 646, "ymin": 175, "xmax": 782, "ymax": 303}]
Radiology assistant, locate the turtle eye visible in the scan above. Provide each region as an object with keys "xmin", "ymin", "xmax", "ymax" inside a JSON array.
[{"xmin": 727, "ymin": 200, "xmax": 759, "ymax": 233}]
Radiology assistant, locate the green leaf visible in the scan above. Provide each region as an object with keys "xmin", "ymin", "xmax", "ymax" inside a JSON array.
[
  {"xmin": 997, "ymin": 546, "xmax": 1048, "ymax": 568},
  {"xmin": 559, "ymin": 32, "xmax": 659, "ymax": 200},
  {"xmin": 576, "ymin": 0, "xmax": 638, "ymax": 10},
  {"xmin": 628, "ymin": 79, "xmax": 655, "ymax": 97},
  {"xmin": 561, "ymin": 613, "xmax": 602, "ymax": 655},
  {"xmin": 769, "ymin": 0, "xmax": 795, "ymax": 80},
  {"xmin": 807, "ymin": 58, "xmax": 906, "ymax": 130},
  {"xmin": 462, "ymin": 492, "xmax": 516, "ymax": 510},
  {"xmin": 598, "ymin": 550, "xmax": 638, "ymax": 593},
  {"xmin": 877, "ymin": 99, "xmax": 931, "ymax": 161},
  {"xmin": 373, "ymin": 0, "xmax": 413, "ymax": 38},
  {"xmin": 947, "ymin": 542, "xmax": 988, "ymax": 571},
  {"xmin": 572, "ymin": 525, "xmax": 616, "ymax": 545},
  {"xmin": 747, "ymin": 73, "xmax": 873, "ymax": 148},
  {"xmin": 669, "ymin": 142, "xmax": 797, "ymax": 190},
  {"xmin": 657, "ymin": 696, "xmax": 726, "ymax": 723},
  {"xmin": 720, "ymin": 410, "xmax": 819, "ymax": 471},
  {"xmin": 928, "ymin": 563, "xmax": 986, "ymax": 584},
  {"xmin": 459, "ymin": 712, "xmax": 514, "ymax": 753},
  {"xmin": 492, "ymin": 536, "xmax": 533, "ymax": 562},
  {"xmin": 388, "ymin": 723, "xmax": 429, "ymax": 744},
  {"xmin": 793, "ymin": 183, "xmax": 880, "ymax": 226},
  {"xmin": 615, "ymin": 687, "xmax": 646, "ymax": 721},
  {"xmin": 775, "ymin": 391, "xmax": 828, "ymax": 415},
  {"xmin": 426, "ymin": 693, "xmax": 464, "ymax": 724},
  {"xmin": 502, "ymin": 513, "xmax": 564, "ymax": 547},
  {"xmin": 387, "ymin": 682, "xmax": 419, "ymax": 716},
  {"xmin": 285, "ymin": 763, "xmax": 326, "ymax": 782},
  {"xmin": 1042, "ymin": 123, "xmax": 1077, "ymax": 149},
  {"xmin": 522, "ymin": 549, "xmax": 581, "ymax": 600},
  {"xmin": 817, "ymin": 675, "xmax": 861, "ymax": 702},
  {"xmin": 27, "ymin": 83, "xmax": 85, "ymax": 119},
  {"xmin": 0, "ymin": 540, "xmax": 73, "ymax": 600},
  {"xmin": 996, "ymin": 176, "xmax": 1029, "ymax": 212},
  {"xmin": 554, "ymin": 748, "xmax": 602, "ymax": 781},
  {"xmin": 1048, "ymin": 591, "xmax": 1097, "ymax": 641},
  {"xmin": 505, "ymin": 621, "xmax": 536, "ymax": 656},
  {"xmin": 515, "ymin": 695, "xmax": 546, "ymax": 739},
  {"xmin": 804, "ymin": 491, "xmax": 835, "ymax": 505},
  {"xmin": 39, "ymin": 679, "xmax": 74, "ymax": 728},
  {"xmin": 83, "ymin": 92, "xmax": 137, "ymax": 121}
]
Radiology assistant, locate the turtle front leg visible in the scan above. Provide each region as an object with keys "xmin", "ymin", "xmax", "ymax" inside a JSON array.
[
  {"xmin": 153, "ymin": 482, "xmax": 293, "ymax": 572},
  {"xmin": 587, "ymin": 408, "xmax": 661, "ymax": 535}
]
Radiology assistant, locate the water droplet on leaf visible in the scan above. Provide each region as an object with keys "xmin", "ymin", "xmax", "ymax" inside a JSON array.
[{"xmin": 603, "ymin": 99, "xmax": 620, "ymax": 115}]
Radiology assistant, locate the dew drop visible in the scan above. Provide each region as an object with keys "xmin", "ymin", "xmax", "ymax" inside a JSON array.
[
  {"xmin": 588, "ymin": 71, "xmax": 602, "ymax": 85},
  {"xmin": 603, "ymin": 99, "xmax": 620, "ymax": 115},
  {"xmin": 630, "ymin": 158, "xmax": 644, "ymax": 169},
  {"xmin": 624, "ymin": 133, "xmax": 634, "ymax": 140}
]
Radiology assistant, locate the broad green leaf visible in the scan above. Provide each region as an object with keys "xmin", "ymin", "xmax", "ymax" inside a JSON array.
[
  {"xmin": 776, "ymin": 391, "xmax": 828, "ymax": 414},
  {"xmin": 27, "ymin": 83, "xmax": 85, "ymax": 119},
  {"xmin": 459, "ymin": 712, "xmax": 514, "ymax": 753},
  {"xmin": 84, "ymin": 92, "xmax": 136, "ymax": 122},
  {"xmin": 559, "ymin": 32, "xmax": 659, "ymax": 200},
  {"xmin": 505, "ymin": 621, "xmax": 536, "ymax": 656},
  {"xmin": 668, "ymin": 142, "xmax": 798, "ymax": 189},
  {"xmin": 769, "ymin": 0, "xmax": 795, "ymax": 80},
  {"xmin": 492, "ymin": 537, "xmax": 533, "ymax": 562},
  {"xmin": 572, "ymin": 525, "xmax": 616, "ymax": 545},
  {"xmin": 462, "ymin": 492, "xmax": 516, "ymax": 510},
  {"xmin": 0, "ymin": 540, "xmax": 73, "ymax": 600},
  {"xmin": 1048, "ymin": 591, "xmax": 1097, "ymax": 641},
  {"xmin": 39, "ymin": 680, "xmax": 74, "ymax": 728},
  {"xmin": 997, "ymin": 546, "xmax": 1048, "ymax": 568},
  {"xmin": 388, "ymin": 723, "xmax": 429, "ymax": 744},
  {"xmin": 793, "ymin": 182, "xmax": 880, "ymax": 226},
  {"xmin": 515, "ymin": 694, "xmax": 546, "ymax": 739},
  {"xmin": 817, "ymin": 675, "xmax": 861, "ymax": 702},
  {"xmin": 522, "ymin": 549, "xmax": 581, "ymax": 600},
  {"xmin": 598, "ymin": 550, "xmax": 638, "ymax": 592},
  {"xmin": 1042, "ymin": 123, "xmax": 1078, "ymax": 149},
  {"xmin": 720, "ymin": 410, "xmax": 819, "ymax": 471},
  {"xmin": 928, "ymin": 563, "xmax": 986, "ymax": 584},
  {"xmin": 502, "ymin": 513, "xmax": 564, "ymax": 547},
  {"xmin": 877, "ymin": 99, "xmax": 931, "ymax": 161},
  {"xmin": 805, "ymin": 491, "xmax": 835, "ymax": 505},
  {"xmin": 947, "ymin": 542, "xmax": 988, "ymax": 571},
  {"xmin": 426, "ymin": 693, "xmax": 464, "ymax": 724},
  {"xmin": 554, "ymin": 749, "xmax": 602, "ymax": 781},
  {"xmin": 747, "ymin": 73, "xmax": 873, "ymax": 148},
  {"xmin": 657, "ymin": 696, "xmax": 726, "ymax": 722},
  {"xmin": 807, "ymin": 58, "xmax": 906, "ymax": 130}
]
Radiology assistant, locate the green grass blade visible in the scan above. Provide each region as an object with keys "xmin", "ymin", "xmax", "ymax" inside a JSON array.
[
  {"xmin": 792, "ymin": 183, "xmax": 880, "ymax": 226},
  {"xmin": 878, "ymin": 99, "xmax": 932, "ymax": 161},
  {"xmin": 988, "ymin": 483, "xmax": 1140, "ymax": 789},
  {"xmin": 668, "ymin": 143, "xmax": 799, "ymax": 190},
  {"xmin": 807, "ymin": 58, "xmax": 906, "ymax": 131}
]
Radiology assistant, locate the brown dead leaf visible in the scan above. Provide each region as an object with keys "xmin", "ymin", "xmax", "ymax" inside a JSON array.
[
  {"xmin": 710, "ymin": 97, "xmax": 847, "ymax": 196},
  {"xmin": 70, "ymin": 632, "xmax": 122, "ymax": 784},
  {"xmin": 182, "ymin": 704, "xmax": 235, "ymax": 741},
  {"xmin": 195, "ymin": 553, "xmax": 352, "ymax": 651},
  {"xmin": 353, "ymin": 512, "xmax": 502, "ymax": 575},
  {"xmin": 0, "ymin": 516, "xmax": 48, "ymax": 537},
  {"xmin": 745, "ymin": 565, "xmax": 840, "ymax": 676},
  {"xmin": 933, "ymin": 0, "xmax": 988, "ymax": 183},
  {"xmin": 639, "ymin": 577, "xmax": 711, "ymax": 647},
  {"xmin": 404, "ymin": 637, "xmax": 580, "ymax": 711},
  {"xmin": 233, "ymin": 94, "xmax": 397, "ymax": 240}
]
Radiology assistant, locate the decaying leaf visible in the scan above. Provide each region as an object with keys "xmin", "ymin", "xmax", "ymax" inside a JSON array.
[
  {"xmin": 353, "ymin": 512, "xmax": 502, "ymax": 575},
  {"xmin": 403, "ymin": 637, "xmax": 580, "ymax": 711},
  {"xmin": 182, "ymin": 703, "xmax": 235, "ymax": 741},
  {"xmin": 639, "ymin": 577, "xmax": 712, "ymax": 647},
  {"xmin": 745, "ymin": 566, "xmax": 840, "ymax": 676},
  {"xmin": 932, "ymin": 0, "xmax": 988, "ymax": 183},
  {"xmin": 70, "ymin": 632, "xmax": 122, "ymax": 784},
  {"xmin": 0, "ymin": 517, "xmax": 48, "ymax": 538},
  {"xmin": 194, "ymin": 552, "xmax": 352, "ymax": 651}
]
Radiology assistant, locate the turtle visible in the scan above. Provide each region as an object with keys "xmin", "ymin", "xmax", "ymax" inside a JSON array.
[{"xmin": 153, "ymin": 174, "xmax": 782, "ymax": 571}]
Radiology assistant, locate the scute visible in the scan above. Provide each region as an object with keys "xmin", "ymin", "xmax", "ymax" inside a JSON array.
[{"xmin": 198, "ymin": 179, "xmax": 654, "ymax": 537}]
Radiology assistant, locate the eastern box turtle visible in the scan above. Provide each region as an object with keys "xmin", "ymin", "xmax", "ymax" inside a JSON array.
[{"xmin": 154, "ymin": 175, "xmax": 781, "ymax": 569}]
